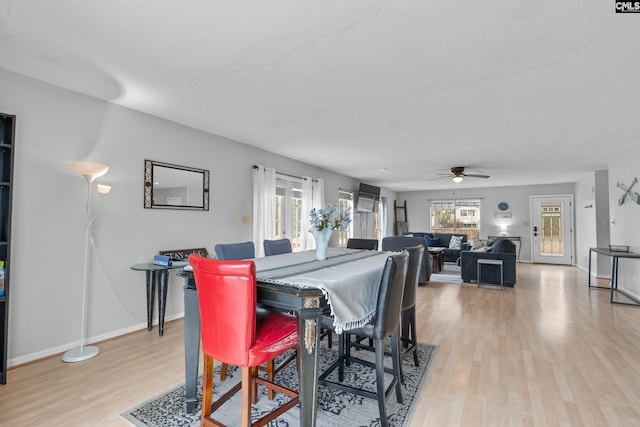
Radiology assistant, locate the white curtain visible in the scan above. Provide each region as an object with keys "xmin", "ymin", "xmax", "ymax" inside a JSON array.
[
  {"xmin": 252, "ymin": 165, "xmax": 276, "ymax": 257},
  {"xmin": 313, "ymin": 178, "xmax": 325, "ymax": 211},
  {"xmin": 380, "ymin": 196, "xmax": 388, "ymax": 240},
  {"xmin": 301, "ymin": 177, "xmax": 325, "ymax": 250}
]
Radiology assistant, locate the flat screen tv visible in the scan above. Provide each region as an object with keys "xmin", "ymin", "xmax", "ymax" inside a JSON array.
[
  {"xmin": 356, "ymin": 193, "xmax": 376, "ymax": 213},
  {"xmin": 356, "ymin": 183, "xmax": 380, "ymax": 213}
]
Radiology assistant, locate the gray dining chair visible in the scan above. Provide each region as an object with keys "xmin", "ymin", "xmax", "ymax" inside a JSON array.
[
  {"xmin": 400, "ymin": 244, "xmax": 424, "ymax": 374},
  {"xmin": 214, "ymin": 241, "xmax": 255, "ymax": 260},
  {"xmin": 263, "ymin": 238, "xmax": 293, "ymax": 256},
  {"xmin": 346, "ymin": 238, "xmax": 379, "ymax": 250},
  {"xmin": 319, "ymin": 250, "xmax": 409, "ymax": 427}
]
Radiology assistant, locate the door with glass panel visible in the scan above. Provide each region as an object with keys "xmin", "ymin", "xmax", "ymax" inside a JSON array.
[{"xmin": 531, "ymin": 195, "xmax": 573, "ymax": 265}]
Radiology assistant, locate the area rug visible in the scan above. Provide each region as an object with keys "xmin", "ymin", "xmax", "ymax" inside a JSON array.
[
  {"xmin": 430, "ymin": 263, "xmax": 462, "ymax": 284},
  {"xmin": 122, "ymin": 340, "xmax": 437, "ymax": 427}
]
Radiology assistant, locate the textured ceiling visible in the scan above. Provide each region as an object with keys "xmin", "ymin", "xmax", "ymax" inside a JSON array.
[{"xmin": 1, "ymin": 1, "xmax": 638, "ymax": 191}]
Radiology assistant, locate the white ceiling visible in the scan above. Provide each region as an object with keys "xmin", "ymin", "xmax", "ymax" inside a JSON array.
[{"xmin": 1, "ymin": 1, "xmax": 638, "ymax": 191}]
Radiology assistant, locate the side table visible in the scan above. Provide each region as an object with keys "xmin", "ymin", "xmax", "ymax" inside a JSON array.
[
  {"xmin": 427, "ymin": 247, "xmax": 445, "ymax": 273},
  {"xmin": 131, "ymin": 263, "xmax": 182, "ymax": 336},
  {"xmin": 477, "ymin": 258, "xmax": 504, "ymax": 291}
]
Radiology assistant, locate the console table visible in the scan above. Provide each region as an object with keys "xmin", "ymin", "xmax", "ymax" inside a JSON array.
[
  {"xmin": 130, "ymin": 263, "xmax": 183, "ymax": 336},
  {"xmin": 588, "ymin": 247, "xmax": 640, "ymax": 306}
]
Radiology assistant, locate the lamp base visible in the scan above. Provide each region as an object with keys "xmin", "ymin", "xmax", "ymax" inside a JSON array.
[{"xmin": 61, "ymin": 345, "xmax": 100, "ymax": 363}]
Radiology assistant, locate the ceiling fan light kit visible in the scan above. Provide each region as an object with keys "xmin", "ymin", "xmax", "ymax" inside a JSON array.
[{"xmin": 441, "ymin": 166, "xmax": 490, "ymax": 183}]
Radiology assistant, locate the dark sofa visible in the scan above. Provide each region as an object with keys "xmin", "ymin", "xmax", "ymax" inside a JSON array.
[
  {"xmin": 460, "ymin": 238, "xmax": 517, "ymax": 286},
  {"xmin": 381, "ymin": 236, "xmax": 432, "ymax": 283},
  {"xmin": 406, "ymin": 232, "xmax": 470, "ymax": 263}
]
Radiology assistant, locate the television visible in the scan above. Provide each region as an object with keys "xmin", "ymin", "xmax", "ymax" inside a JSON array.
[{"xmin": 356, "ymin": 183, "xmax": 380, "ymax": 213}]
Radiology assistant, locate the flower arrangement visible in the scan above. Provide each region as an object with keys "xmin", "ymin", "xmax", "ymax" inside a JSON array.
[{"xmin": 309, "ymin": 204, "xmax": 352, "ymax": 231}]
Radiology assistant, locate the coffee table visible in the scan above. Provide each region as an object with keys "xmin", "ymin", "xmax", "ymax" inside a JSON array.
[{"xmin": 428, "ymin": 247, "xmax": 445, "ymax": 273}]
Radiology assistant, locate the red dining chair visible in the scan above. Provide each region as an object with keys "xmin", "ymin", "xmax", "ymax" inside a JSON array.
[{"xmin": 189, "ymin": 254, "xmax": 299, "ymax": 427}]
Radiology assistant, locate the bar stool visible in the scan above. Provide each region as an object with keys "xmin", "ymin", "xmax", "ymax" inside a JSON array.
[{"xmin": 477, "ymin": 258, "xmax": 504, "ymax": 290}]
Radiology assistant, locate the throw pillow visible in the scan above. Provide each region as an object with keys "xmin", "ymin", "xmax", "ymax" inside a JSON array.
[
  {"xmin": 470, "ymin": 239, "xmax": 488, "ymax": 251},
  {"xmin": 425, "ymin": 236, "xmax": 439, "ymax": 247},
  {"xmin": 449, "ymin": 235, "xmax": 463, "ymax": 250}
]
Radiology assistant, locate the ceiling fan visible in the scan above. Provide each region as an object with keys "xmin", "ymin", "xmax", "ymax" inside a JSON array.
[{"xmin": 436, "ymin": 166, "xmax": 490, "ymax": 183}]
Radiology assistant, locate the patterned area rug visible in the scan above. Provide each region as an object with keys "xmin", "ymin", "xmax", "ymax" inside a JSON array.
[{"xmin": 122, "ymin": 339, "xmax": 437, "ymax": 427}]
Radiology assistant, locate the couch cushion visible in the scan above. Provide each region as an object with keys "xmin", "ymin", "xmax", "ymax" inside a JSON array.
[
  {"xmin": 491, "ymin": 238, "xmax": 516, "ymax": 254},
  {"xmin": 470, "ymin": 239, "xmax": 490, "ymax": 252},
  {"xmin": 425, "ymin": 235, "xmax": 440, "ymax": 247},
  {"xmin": 449, "ymin": 235, "xmax": 463, "ymax": 250}
]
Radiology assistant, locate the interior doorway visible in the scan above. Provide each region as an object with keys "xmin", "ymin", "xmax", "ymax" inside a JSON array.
[{"xmin": 531, "ymin": 195, "xmax": 574, "ymax": 265}]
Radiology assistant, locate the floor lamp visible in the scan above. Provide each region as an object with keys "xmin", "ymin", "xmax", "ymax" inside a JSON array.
[{"xmin": 62, "ymin": 161, "xmax": 110, "ymax": 363}]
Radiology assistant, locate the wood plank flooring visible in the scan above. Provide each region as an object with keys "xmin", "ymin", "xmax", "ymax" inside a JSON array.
[{"xmin": 1, "ymin": 263, "xmax": 639, "ymax": 426}]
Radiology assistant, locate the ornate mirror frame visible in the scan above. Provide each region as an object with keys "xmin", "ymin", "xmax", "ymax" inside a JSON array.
[{"xmin": 144, "ymin": 160, "xmax": 210, "ymax": 210}]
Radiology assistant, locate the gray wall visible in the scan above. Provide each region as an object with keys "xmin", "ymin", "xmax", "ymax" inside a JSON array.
[
  {"xmin": 3, "ymin": 65, "xmax": 638, "ymax": 365},
  {"xmin": 398, "ymin": 183, "xmax": 575, "ymax": 262},
  {"xmin": 607, "ymin": 156, "xmax": 640, "ymax": 301},
  {"xmin": 0, "ymin": 68, "xmax": 367, "ymax": 366},
  {"xmin": 575, "ymin": 170, "xmax": 612, "ymax": 276}
]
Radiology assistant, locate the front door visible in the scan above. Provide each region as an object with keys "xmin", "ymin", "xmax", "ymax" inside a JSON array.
[{"xmin": 531, "ymin": 195, "xmax": 573, "ymax": 265}]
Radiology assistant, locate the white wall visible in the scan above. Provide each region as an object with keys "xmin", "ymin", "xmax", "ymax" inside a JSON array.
[
  {"xmin": 0, "ymin": 69, "xmax": 365, "ymax": 365},
  {"xmin": 397, "ymin": 183, "xmax": 575, "ymax": 262}
]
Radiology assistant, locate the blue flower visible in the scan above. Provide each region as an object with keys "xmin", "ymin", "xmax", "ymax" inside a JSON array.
[{"xmin": 310, "ymin": 204, "xmax": 352, "ymax": 231}]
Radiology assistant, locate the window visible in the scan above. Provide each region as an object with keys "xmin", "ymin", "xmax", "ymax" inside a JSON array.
[
  {"xmin": 540, "ymin": 202, "xmax": 563, "ymax": 255},
  {"xmin": 275, "ymin": 175, "xmax": 304, "ymax": 251},
  {"xmin": 430, "ymin": 199, "xmax": 481, "ymax": 240},
  {"xmin": 338, "ymin": 190, "xmax": 354, "ymax": 246}
]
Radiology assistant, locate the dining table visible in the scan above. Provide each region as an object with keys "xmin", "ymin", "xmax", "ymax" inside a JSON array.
[{"xmin": 179, "ymin": 247, "xmax": 391, "ymax": 427}]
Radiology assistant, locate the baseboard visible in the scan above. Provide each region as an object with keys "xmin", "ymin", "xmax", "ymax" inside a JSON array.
[{"xmin": 8, "ymin": 312, "xmax": 185, "ymax": 368}]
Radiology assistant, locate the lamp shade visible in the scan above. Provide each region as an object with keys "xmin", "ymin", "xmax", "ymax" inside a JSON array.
[
  {"xmin": 72, "ymin": 161, "xmax": 109, "ymax": 180},
  {"xmin": 452, "ymin": 175, "xmax": 464, "ymax": 183},
  {"xmin": 97, "ymin": 184, "xmax": 111, "ymax": 195}
]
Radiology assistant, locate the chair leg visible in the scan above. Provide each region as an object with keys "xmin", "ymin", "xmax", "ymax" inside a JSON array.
[
  {"xmin": 241, "ymin": 367, "xmax": 252, "ymax": 427},
  {"xmin": 391, "ymin": 329, "xmax": 404, "ymax": 404},
  {"xmin": 220, "ymin": 362, "xmax": 228, "ymax": 381},
  {"xmin": 202, "ymin": 354, "xmax": 214, "ymax": 422},
  {"xmin": 266, "ymin": 360, "xmax": 275, "ymax": 400},
  {"xmin": 374, "ymin": 338, "xmax": 389, "ymax": 427},
  {"xmin": 202, "ymin": 355, "xmax": 297, "ymax": 427},
  {"xmin": 338, "ymin": 332, "xmax": 346, "ymax": 382},
  {"xmin": 410, "ymin": 309, "xmax": 418, "ymax": 367}
]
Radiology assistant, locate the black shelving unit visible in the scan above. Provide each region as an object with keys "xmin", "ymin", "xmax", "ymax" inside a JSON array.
[{"xmin": 0, "ymin": 113, "xmax": 15, "ymax": 384}]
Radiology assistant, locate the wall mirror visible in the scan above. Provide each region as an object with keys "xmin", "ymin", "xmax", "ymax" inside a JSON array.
[{"xmin": 144, "ymin": 160, "xmax": 209, "ymax": 210}]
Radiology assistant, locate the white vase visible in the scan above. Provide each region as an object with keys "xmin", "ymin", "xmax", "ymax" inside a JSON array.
[{"xmin": 310, "ymin": 228, "xmax": 333, "ymax": 261}]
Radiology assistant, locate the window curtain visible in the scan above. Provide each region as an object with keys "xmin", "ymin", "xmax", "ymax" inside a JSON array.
[
  {"xmin": 252, "ymin": 165, "xmax": 276, "ymax": 257},
  {"xmin": 300, "ymin": 177, "xmax": 325, "ymax": 250},
  {"xmin": 380, "ymin": 196, "xmax": 388, "ymax": 238}
]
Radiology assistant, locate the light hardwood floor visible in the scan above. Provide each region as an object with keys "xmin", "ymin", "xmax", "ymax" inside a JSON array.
[{"xmin": 1, "ymin": 263, "xmax": 639, "ymax": 426}]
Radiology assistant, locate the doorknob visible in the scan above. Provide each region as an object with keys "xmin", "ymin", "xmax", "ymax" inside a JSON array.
[{"xmin": 533, "ymin": 226, "xmax": 538, "ymax": 237}]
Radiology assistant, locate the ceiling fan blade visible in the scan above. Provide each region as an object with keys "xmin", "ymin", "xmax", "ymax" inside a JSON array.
[
  {"xmin": 428, "ymin": 175, "xmax": 451, "ymax": 181},
  {"xmin": 464, "ymin": 174, "xmax": 490, "ymax": 178}
]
